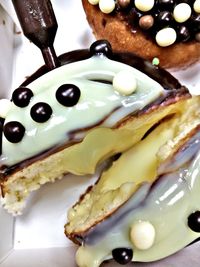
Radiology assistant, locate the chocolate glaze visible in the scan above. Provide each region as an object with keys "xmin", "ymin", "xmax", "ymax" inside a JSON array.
[
  {"xmin": 0, "ymin": 47, "xmax": 188, "ymax": 181},
  {"xmin": 0, "ymin": 118, "xmax": 4, "ymax": 156},
  {"xmin": 22, "ymin": 49, "xmax": 183, "ymax": 89}
]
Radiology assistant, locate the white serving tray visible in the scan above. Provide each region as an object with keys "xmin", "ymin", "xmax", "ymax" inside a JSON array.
[
  {"xmin": 0, "ymin": 3, "xmax": 15, "ymax": 99},
  {"xmin": 0, "ymin": 1, "xmax": 199, "ymax": 266}
]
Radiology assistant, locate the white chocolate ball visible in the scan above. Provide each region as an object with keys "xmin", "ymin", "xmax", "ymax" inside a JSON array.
[
  {"xmin": 130, "ymin": 221, "xmax": 156, "ymax": 250},
  {"xmin": 0, "ymin": 99, "xmax": 13, "ymax": 118},
  {"xmin": 99, "ymin": 0, "xmax": 115, "ymax": 14},
  {"xmin": 88, "ymin": 0, "xmax": 99, "ymax": 5},
  {"xmin": 113, "ymin": 70, "xmax": 137, "ymax": 95},
  {"xmin": 194, "ymin": 0, "xmax": 200, "ymax": 13},
  {"xmin": 156, "ymin": 28, "xmax": 177, "ymax": 47},
  {"xmin": 173, "ymin": 3, "xmax": 192, "ymax": 23},
  {"xmin": 135, "ymin": 0, "xmax": 154, "ymax": 12}
]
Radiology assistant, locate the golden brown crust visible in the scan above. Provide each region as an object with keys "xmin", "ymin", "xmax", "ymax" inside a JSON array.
[{"xmin": 82, "ymin": 0, "xmax": 200, "ymax": 69}]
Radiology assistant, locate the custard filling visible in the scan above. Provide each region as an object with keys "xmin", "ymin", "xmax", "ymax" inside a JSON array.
[{"xmin": 66, "ymin": 97, "xmax": 200, "ymax": 235}]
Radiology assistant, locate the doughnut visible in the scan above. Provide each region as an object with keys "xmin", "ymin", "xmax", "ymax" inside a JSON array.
[
  {"xmin": 0, "ymin": 40, "xmax": 190, "ymax": 215},
  {"xmin": 82, "ymin": 0, "xmax": 200, "ymax": 69},
  {"xmin": 63, "ymin": 47, "xmax": 200, "ymax": 265}
]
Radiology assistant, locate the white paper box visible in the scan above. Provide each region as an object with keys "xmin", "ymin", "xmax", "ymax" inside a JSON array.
[
  {"xmin": 0, "ymin": 1, "xmax": 200, "ymax": 267},
  {"xmin": 0, "ymin": 5, "xmax": 15, "ymax": 99}
]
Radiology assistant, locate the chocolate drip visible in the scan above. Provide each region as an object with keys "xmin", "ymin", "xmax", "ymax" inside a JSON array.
[
  {"xmin": 22, "ymin": 49, "xmax": 182, "ymax": 90},
  {"xmin": 0, "ymin": 118, "xmax": 4, "ymax": 156}
]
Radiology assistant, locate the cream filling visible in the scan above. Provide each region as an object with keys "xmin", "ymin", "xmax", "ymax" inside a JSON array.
[
  {"xmin": 63, "ymin": 97, "xmax": 200, "ymax": 267},
  {"xmin": 1, "ymin": 56, "xmax": 164, "ymax": 167},
  {"xmin": 75, "ymin": 131, "xmax": 200, "ymax": 267},
  {"xmin": 73, "ymin": 120, "xmax": 174, "ymax": 267},
  {"xmin": 2, "ymin": 97, "xmax": 187, "ymax": 215},
  {"xmin": 67, "ymin": 116, "xmax": 177, "ymax": 233},
  {"xmin": 66, "ymin": 97, "xmax": 200, "ymax": 233}
]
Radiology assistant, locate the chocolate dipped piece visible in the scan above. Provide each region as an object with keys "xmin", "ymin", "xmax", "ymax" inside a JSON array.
[
  {"xmin": 12, "ymin": 0, "xmax": 59, "ymax": 70},
  {"xmin": 82, "ymin": 0, "xmax": 200, "ymax": 68},
  {"xmin": 0, "ymin": 41, "xmax": 191, "ymax": 215}
]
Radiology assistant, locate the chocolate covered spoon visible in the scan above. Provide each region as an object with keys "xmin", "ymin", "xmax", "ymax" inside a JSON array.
[{"xmin": 12, "ymin": 0, "xmax": 60, "ymax": 70}]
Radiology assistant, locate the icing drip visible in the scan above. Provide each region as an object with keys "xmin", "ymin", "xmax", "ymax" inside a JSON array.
[
  {"xmin": 76, "ymin": 128, "xmax": 200, "ymax": 267},
  {"xmin": 0, "ymin": 56, "xmax": 164, "ymax": 166}
]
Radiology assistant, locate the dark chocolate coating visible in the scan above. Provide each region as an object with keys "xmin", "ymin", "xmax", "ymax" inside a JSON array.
[{"xmin": 22, "ymin": 47, "xmax": 183, "ymax": 90}]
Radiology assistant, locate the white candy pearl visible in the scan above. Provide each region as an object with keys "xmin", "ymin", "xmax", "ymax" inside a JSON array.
[
  {"xmin": 173, "ymin": 3, "xmax": 192, "ymax": 23},
  {"xmin": 156, "ymin": 28, "xmax": 177, "ymax": 47},
  {"xmin": 135, "ymin": 0, "xmax": 154, "ymax": 12},
  {"xmin": 130, "ymin": 221, "xmax": 156, "ymax": 250},
  {"xmin": 194, "ymin": 0, "xmax": 200, "ymax": 13},
  {"xmin": 0, "ymin": 99, "xmax": 13, "ymax": 118},
  {"xmin": 99, "ymin": 0, "xmax": 115, "ymax": 14},
  {"xmin": 88, "ymin": 0, "xmax": 99, "ymax": 5},
  {"xmin": 113, "ymin": 70, "xmax": 137, "ymax": 95}
]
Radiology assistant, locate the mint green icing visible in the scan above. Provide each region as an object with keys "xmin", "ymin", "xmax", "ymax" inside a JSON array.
[{"xmin": 0, "ymin": 56, "xmax": 164, "ymax": 166}]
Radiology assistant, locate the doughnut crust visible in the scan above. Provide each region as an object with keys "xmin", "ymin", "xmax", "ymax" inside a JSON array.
[{"xmin": 82, "ymin": 0, "xmax": 200, "ymax": 69}]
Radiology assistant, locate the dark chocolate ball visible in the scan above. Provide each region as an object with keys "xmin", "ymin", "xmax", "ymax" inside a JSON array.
[
  {"xmin": 112, "ymin": 248, "xmax": 133, "ymax": 265},
  {"xmin": 30, "ymin": 102, "xmax": 52, "ymax": 123},
  {"xmin": 157, "ymin": 11, "xmax": 173, "ymax": 27},
  {"xmin": 90, "ymin": 40, "xmax": 113, "ymax": 57},
  {"xmin": 0, "ymin": 118, "xmax": 5, "ymax": 154},
  {"xmin": 189, "ymin": 14, "xmax": 200, "ymax": 34},
  {"xmin": 156, "ymin": 0, "xmax": 175, "ymax": 10},
  {"xmin": 3, "ymin": 121, "xmax": 25, "ymax": 143},
  {"xmin": 188, "ymin": 211, "xmax": 200, "ymax": 232},
  {"xmin": 56, "ymin": 84, "xmax": 81, "ymax": 107},
  {"xmin": 118, "ymin": 0, "xmax": 131, "ymax": 9},
  {"xmin": 176, "ymin": 25, "xmax": 190, "ymax": 42},
  {"xmin": 12, "ymin": 87, "xmax": 33, "ymax": 107}
]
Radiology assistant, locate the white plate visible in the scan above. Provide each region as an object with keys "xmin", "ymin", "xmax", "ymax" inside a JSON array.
[{"xmin": 0, "ymin": 0, "xmax": 199, "ymax": 266}]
